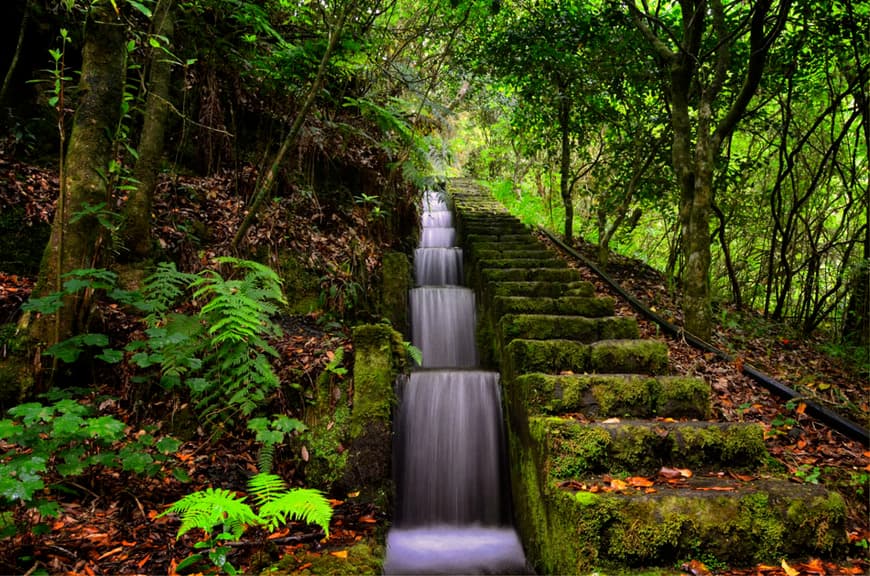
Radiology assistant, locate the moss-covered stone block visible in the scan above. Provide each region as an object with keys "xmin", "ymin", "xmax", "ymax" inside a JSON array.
[
  {"xmin": 481, "ymin": 267, "xmax": 582, "ymax": 284},
  {"xmin": 474, "ymin": 249, "xmax": 554, "ymax": 261},
  {"xmin": 588, "ymin": 339, "xmax": 669, "ymax": 374},
  {"xmin": 505, "ymin": 339, "xmax": 590, "ymax": 377},
  {"xmin": 476, "ymin": 257, "xmax": 565, "ymax": 271},
  {"xmin": 306, "ymin": 323, "xmax": 404, "ymax": 499},
  {"xmin": 486, "ymin": 281, "xmax": 595, "ymax": 300},
  {"xmin": 466, "ymin": 233, "xmax": 532, "ymax": 244},
  {"xmin": 499, "ymin": 314, "xmax": 599, "ymax": 344},
  {"xmin": 596, "ymin": 316, "xmax": 640, "ymax": 340},
  {"xmin": 381, "ymin": 252, "xmax": 410, "ymax": 335},
  {"xmin": 532, "ymin": 418, "xmax": 768, "ymax": 477},
  {"xmin": 493, "ymin": 295, "xmax": 615, "ymax": 318}
]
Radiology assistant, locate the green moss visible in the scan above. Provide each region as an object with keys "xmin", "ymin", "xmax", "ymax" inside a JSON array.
[
  {"xmin": 506, "ymin": 339, "xmax": 590, "ymax": 378},
  {"xmin": 655, "ymin": 377, "xmax": 712, "ymax": 419},
  {"xmin": 532, "ymin": 418, "xmax": 612, "ymax": 479},
  {"xmin": 589, "ymin": 339, "xmax": 669, "ymax": 374},
  {"xmin": 499, "ymin": 314, "xmax": 599, "ymax": 344},
  {"xmin": 276, "ymin": 251, "xmax": 321, "ymax": 314},
  {"xmin": 380, "ymin": 252, "xmax": 410, "ymax": 333},
  {"xmin": 593, "ymin": 376, "xmax": 657, "ymax": 417},
  {"xmin": 674, "ymin": 424, "xmax": 766, "ymax": 470},
  {"xmin": 784, "ymin": 491, "xmax": 846, "ymax": 555},
  {"xmin": 264, "ymin": 540, "xmax": 384, "ymax": 576}
]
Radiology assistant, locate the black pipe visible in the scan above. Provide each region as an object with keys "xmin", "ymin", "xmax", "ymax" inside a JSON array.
[{"xmin": 540, "ymin": 227, "xmax": 870, "ymax": 447}]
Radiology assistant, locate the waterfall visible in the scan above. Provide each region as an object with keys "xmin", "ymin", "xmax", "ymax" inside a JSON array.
[{"xmin": 383, "ymin": 189, "xmax": 529, "ymax": 575}]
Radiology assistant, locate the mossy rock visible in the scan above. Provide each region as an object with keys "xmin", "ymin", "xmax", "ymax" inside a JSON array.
[
  {"xmin": 475, "ymin": 257, "xmax": 565, "ymax": 271},
  {"xmin": 499, "ymin": 314, "xmax": 600, "ymax": 344},
  {"xmin": 481, "ymin": 267, "xmax": 581, "ymax": 284},
  {"xmin": 474, "ymin": 249, "xmax": 555, "ymax": 261},
  {"xmin": 509, "ymin": 373, "xmax": 711, "ymax": 419},
  {"xmin": 493, "ymin": 295, "xmax": 615, "ymax": 318},
  {"xmin": 511, "ymin": 437, "xmax": 845, "ymax": 574},
  {"xmin": 466, "ymin": 241, "xmax": 542, "ymax": 255},
  {"xmin": 531, "ymin": 418, "xmax": 767, "ymax": 477},
  {"xmin": 588, "ymin": 339, "xmax": 669, "ymax": 374},
  {"xmin": 487, "ymin": 281, "xmax": 595, "ymax": 299},
  {"xmin": 264, "ymin": 540, "xmax": 385, "ymax": 576},
  {"xmin": 276, "ymin": 250, "xmax": 321, "ymax": 314},
  {"xmin": 505, "ymin": 339, "xmax": 591, "ymax": 377},
  {"xmin": 380, "ymin": 252, "xmax": 410, "ymax": 334},
  {"xmin": 498, "ymin": 314, "xmax": 637, "ymax": 345},
  {"xmin": 466, "ymin": 233, "xmax": 532, "ymax": 244}
]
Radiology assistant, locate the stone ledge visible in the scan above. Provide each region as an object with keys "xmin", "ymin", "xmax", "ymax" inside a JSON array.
[
  {"xmin": 531, "ymin": 417, "xmax": 768, "ymax": 477},
  {"xmin": 508, "ymin": 373, "xmax": 711, "ymax": 419}
]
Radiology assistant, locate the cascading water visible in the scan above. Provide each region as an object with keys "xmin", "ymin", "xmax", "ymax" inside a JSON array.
[{"xmin": 383, "ymin": 190, "xmax": 529, "ymax": 575}]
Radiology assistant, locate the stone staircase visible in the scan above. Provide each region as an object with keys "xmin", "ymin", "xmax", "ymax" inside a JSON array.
[{"xmin": 448, "ymin": 179, "xmax": 846, "ymax": 574}]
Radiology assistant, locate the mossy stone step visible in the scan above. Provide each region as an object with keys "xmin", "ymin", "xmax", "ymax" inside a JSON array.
[
  {"xmin": 461, "ymin": 224, "xmax": 529, "ymax": 237},
  {"xmin": 505, "ymin": 338, "xmax": 668, "ymax": 376},
  {"xmin": 467, "ymin": 241, "xmax": 544, "ymax": 255},
  {"xmin": 474, "ymin": 249, "xmax": 555, "ymax": 261},
  {"xmin": 499, "ymin": 314, "xmax": 638, "ymax": 344},
  {"xmin": 481, "ymin": 267, "xmax": 582, "ymax": 283},
  {"xmin": 487, "ymin": 281, "xmax": 595, "ymax": 299},
  {"xmin": 493, "ymin": 296, "xmax": 615, "ymax": 318},
  {"xmin": 509, "ymin": 373, "xmax": 711, "ymax": 419},
  {"xmin": 511, "ymin": 465, "xmax": 846, "ymax": 574},
  {"xmin": 476, "ymin": 257, "xmax": 566, "ymax": 271},
  {"xmin": 532, "ymin": 417, "xmax": 767, "ymax": 477},
  {"xmin": 466, "ymin": 233, "xmax": 532, "ymax": 244}
]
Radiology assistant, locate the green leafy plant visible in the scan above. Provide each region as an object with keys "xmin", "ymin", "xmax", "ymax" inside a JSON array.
[
  {"xmin": 191, "ymin": 257, "xmax": 286, "ymax": 423},
  {"xmin": 160, "ymin": 472, "xmax": 331, "ymax": 574},
  {"xmin": 23, "ymin": 258, "xmax": 288, "ymax": 427},
  {"xmin": 0, "ymin": 393, "xmax": 181, "ymax": 537}
]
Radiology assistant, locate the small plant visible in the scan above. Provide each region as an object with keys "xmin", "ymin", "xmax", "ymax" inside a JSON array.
[
  {"xmin": 160, "ymin": 470, "xmax": 331, "ymax": 574},
  {"xmin": 794, "ymin": 464, "xmax": 822, "ymax": 484}
]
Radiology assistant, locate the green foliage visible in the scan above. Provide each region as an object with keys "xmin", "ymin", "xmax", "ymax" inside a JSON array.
[
  {"xmin": 23, "ymin": 258, "xmax": 287, "ymax": 429},
  {"xmin": 160, "ymin": 472, "xmax": 332, "ymax": 575},
  {"xmin": 247, "ymin": 414, "xmax": 307, "ymax": 473},
  {"xmin": 0, "ymin": 392, "xmax": 180, "ymax": 536}
]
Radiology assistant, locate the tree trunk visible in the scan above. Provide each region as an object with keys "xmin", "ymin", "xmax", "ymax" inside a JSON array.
[
  {"xmin": 31, "ymin": 3, "xmax": 127, "ymax": 348},
  {"xmin": 123, "ymin": 0, "xmax": 175, "ymax": 259},
  {"xmin": 0, "ymin": 0, "xmax": 31, "ymax": 105},
  {"xmin": 558, "ymin": 94, "xmax": 573, "ymax": 243}
]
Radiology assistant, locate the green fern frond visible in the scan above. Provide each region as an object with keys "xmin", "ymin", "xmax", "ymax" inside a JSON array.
[
  {"xmin": 257, "ymin": 444, "xmax": 276, "ymax": 475},
  {"xmin": 158, "ymin": 487, "xmax": 257, "ymax": 541},
  {"xmin": 258, "ymin": 488, "xmax": 333, "ymax": 535},
  {"xmin": 247, "ymin": 472, "xmax": 287, "ymax": 506}
]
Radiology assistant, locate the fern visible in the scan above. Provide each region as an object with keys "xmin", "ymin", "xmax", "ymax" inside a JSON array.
[
  {"xmin": 258, "ymin": 488, "xmax": 332, "ymax": 536},
  {"xmin": 247, "ymin": 472, "xmax": 287, "ymax": 507},
  {"xmin": 141, "ymin": 262, "xmax": 197, "ymax": 325},
  {"xmin": 158, "ymin": 487, "xmax": 259, "ymax": 541}
]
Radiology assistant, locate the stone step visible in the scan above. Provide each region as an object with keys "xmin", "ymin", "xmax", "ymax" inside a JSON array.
[
  {"xmin": 511, "ymin": 460, "xmax": 846, "ymax": 574},
  {"xmin": 476, "ymin": 257, "xmax": 566, "ymax": 270},
  {"xmin": 481, "ymin": 267, "xmax": 583, "ymax": 284},
  {"xmin": 473, "ymin": 249, "xmax": 555, "ymax": 261},
  {"xmin": 508, "ymin": 373, "xmax": 711, "ymax": 419},
  {"xmin": 486, "ymin": 281, "xmax": 595, "ymax": 299},
  {"xmin": 505, "ymin": 338, "xmax": 669, "ymax": 377},
  {"xmin": 498, "ymin": 314, "xmax": 638, "ymax": 344},
  {"xmin": 493, "ymin": 296, "xmax": 615, "ymax": 318},
  {"xmin": 529, "ymin": 417, "xmax": 767, "ymax": 477},
  {"xmin": 467, "ymin": 241, "xmax": 544, "ymax": 255},
  {"xmin": 466, "ymin": 232, "xmax": 533, "ymax": 244}
]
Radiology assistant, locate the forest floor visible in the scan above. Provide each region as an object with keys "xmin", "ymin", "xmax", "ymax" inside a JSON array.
[{"xmin": 0, "ymin": 154, "xmax": 868, "ymax": 575}]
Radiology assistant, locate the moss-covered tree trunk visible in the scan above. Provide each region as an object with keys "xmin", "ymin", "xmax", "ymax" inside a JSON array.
[
  {"xmin": 630, "ymin": 0, "xmax": 790, "ymax": 342},
  {"xmin": 124, "ymin": 0, "xmax": 175, "ymax": 259},
  {"xmin": 31, "ymin": 3, "xmax": 126, "ymax": 347}
]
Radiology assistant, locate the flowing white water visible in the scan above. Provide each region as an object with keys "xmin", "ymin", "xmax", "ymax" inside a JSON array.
[
  {"xmin": 384, "ymin": 189, "xmax": 529, "ymax": 575},
  {"xmin": 414, "ymin": 247, "xmax": 463, "ymax": 286}
]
